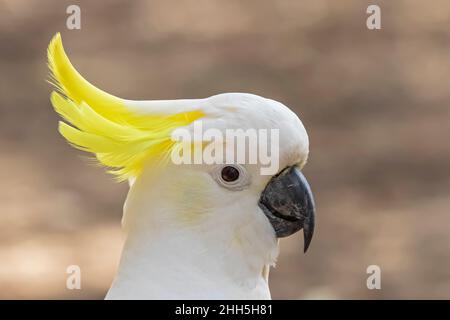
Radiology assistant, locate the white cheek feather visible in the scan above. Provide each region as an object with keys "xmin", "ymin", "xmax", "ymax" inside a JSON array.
[{"xmin": 109, "ymin": 165, "xmax": 278, "ymax": 299}]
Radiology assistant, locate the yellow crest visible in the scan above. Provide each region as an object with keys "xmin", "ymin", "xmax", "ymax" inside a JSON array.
[{"xmin": 47, "ymin": 33, "xmax": 204, "ymax": 181}]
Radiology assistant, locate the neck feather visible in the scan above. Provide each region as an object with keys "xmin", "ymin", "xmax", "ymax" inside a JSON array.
[{"xmin": 107, "ymin": 169, "xmax": 278, "ymax": 299}]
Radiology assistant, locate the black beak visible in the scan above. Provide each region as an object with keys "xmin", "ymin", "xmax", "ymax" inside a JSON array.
[{"xmin": 258, "ymin": 166, "xmax": 316, "ymax": 253}]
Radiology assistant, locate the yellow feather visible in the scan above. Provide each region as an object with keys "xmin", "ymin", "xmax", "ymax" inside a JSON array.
[{"xmin": 48, "ymin": 33, "xmax": 204, "ymax": 181}]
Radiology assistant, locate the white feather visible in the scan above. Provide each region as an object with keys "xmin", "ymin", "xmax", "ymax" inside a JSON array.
[{"xmin": 106, "ymin": 93, "xmax": 309, "ymax": 299}]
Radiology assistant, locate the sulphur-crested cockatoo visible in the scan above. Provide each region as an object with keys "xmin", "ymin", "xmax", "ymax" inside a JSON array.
[{"xmin": 47, "ymin": 33, "xmax": 315, "ymax": 300}]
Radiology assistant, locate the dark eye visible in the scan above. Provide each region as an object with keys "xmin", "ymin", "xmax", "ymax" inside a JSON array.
[
  {"xmin": 213, "ymin": 164, "xmax": 250, "ymax": 190},
  {"xmin": 221, "ymin": 166, "xmax": 240, "ymax": 182}
]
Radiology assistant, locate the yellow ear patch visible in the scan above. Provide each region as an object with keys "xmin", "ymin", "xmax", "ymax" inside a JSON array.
[{"xmin": 48, "ymin": 33, "xmax": 204, "ymax": 181}]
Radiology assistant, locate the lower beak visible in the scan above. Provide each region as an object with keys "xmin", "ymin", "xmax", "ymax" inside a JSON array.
[{"xmin": 258, "ymin": 166, "xmax": 316, "ymax": 252}]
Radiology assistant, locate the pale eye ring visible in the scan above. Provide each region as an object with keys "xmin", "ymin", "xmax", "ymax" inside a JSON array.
[{"xmin": 212, "ymin": 164, "xmax": 250, "ymax": 190}]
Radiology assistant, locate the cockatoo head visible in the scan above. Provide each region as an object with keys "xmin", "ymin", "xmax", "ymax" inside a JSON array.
[{"xmin": 47, "ymin": 33, "xmax": 315, "ymax": 299}]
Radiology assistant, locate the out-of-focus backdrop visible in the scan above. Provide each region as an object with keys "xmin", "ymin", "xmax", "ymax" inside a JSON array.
[{"xmin": 0, "ymin": 0, "xmax": 449, "ymax": 299}]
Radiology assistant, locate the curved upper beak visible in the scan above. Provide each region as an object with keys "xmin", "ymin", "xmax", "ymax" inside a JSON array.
[{"xmin": 258, "ymin": 166, "xmax": 316, "ymax": 252}]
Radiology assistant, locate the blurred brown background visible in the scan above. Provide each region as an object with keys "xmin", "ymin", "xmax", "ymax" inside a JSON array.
[{"xmin": 1, "ymin": 0, "xmax": 449, "ymax": 299}]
